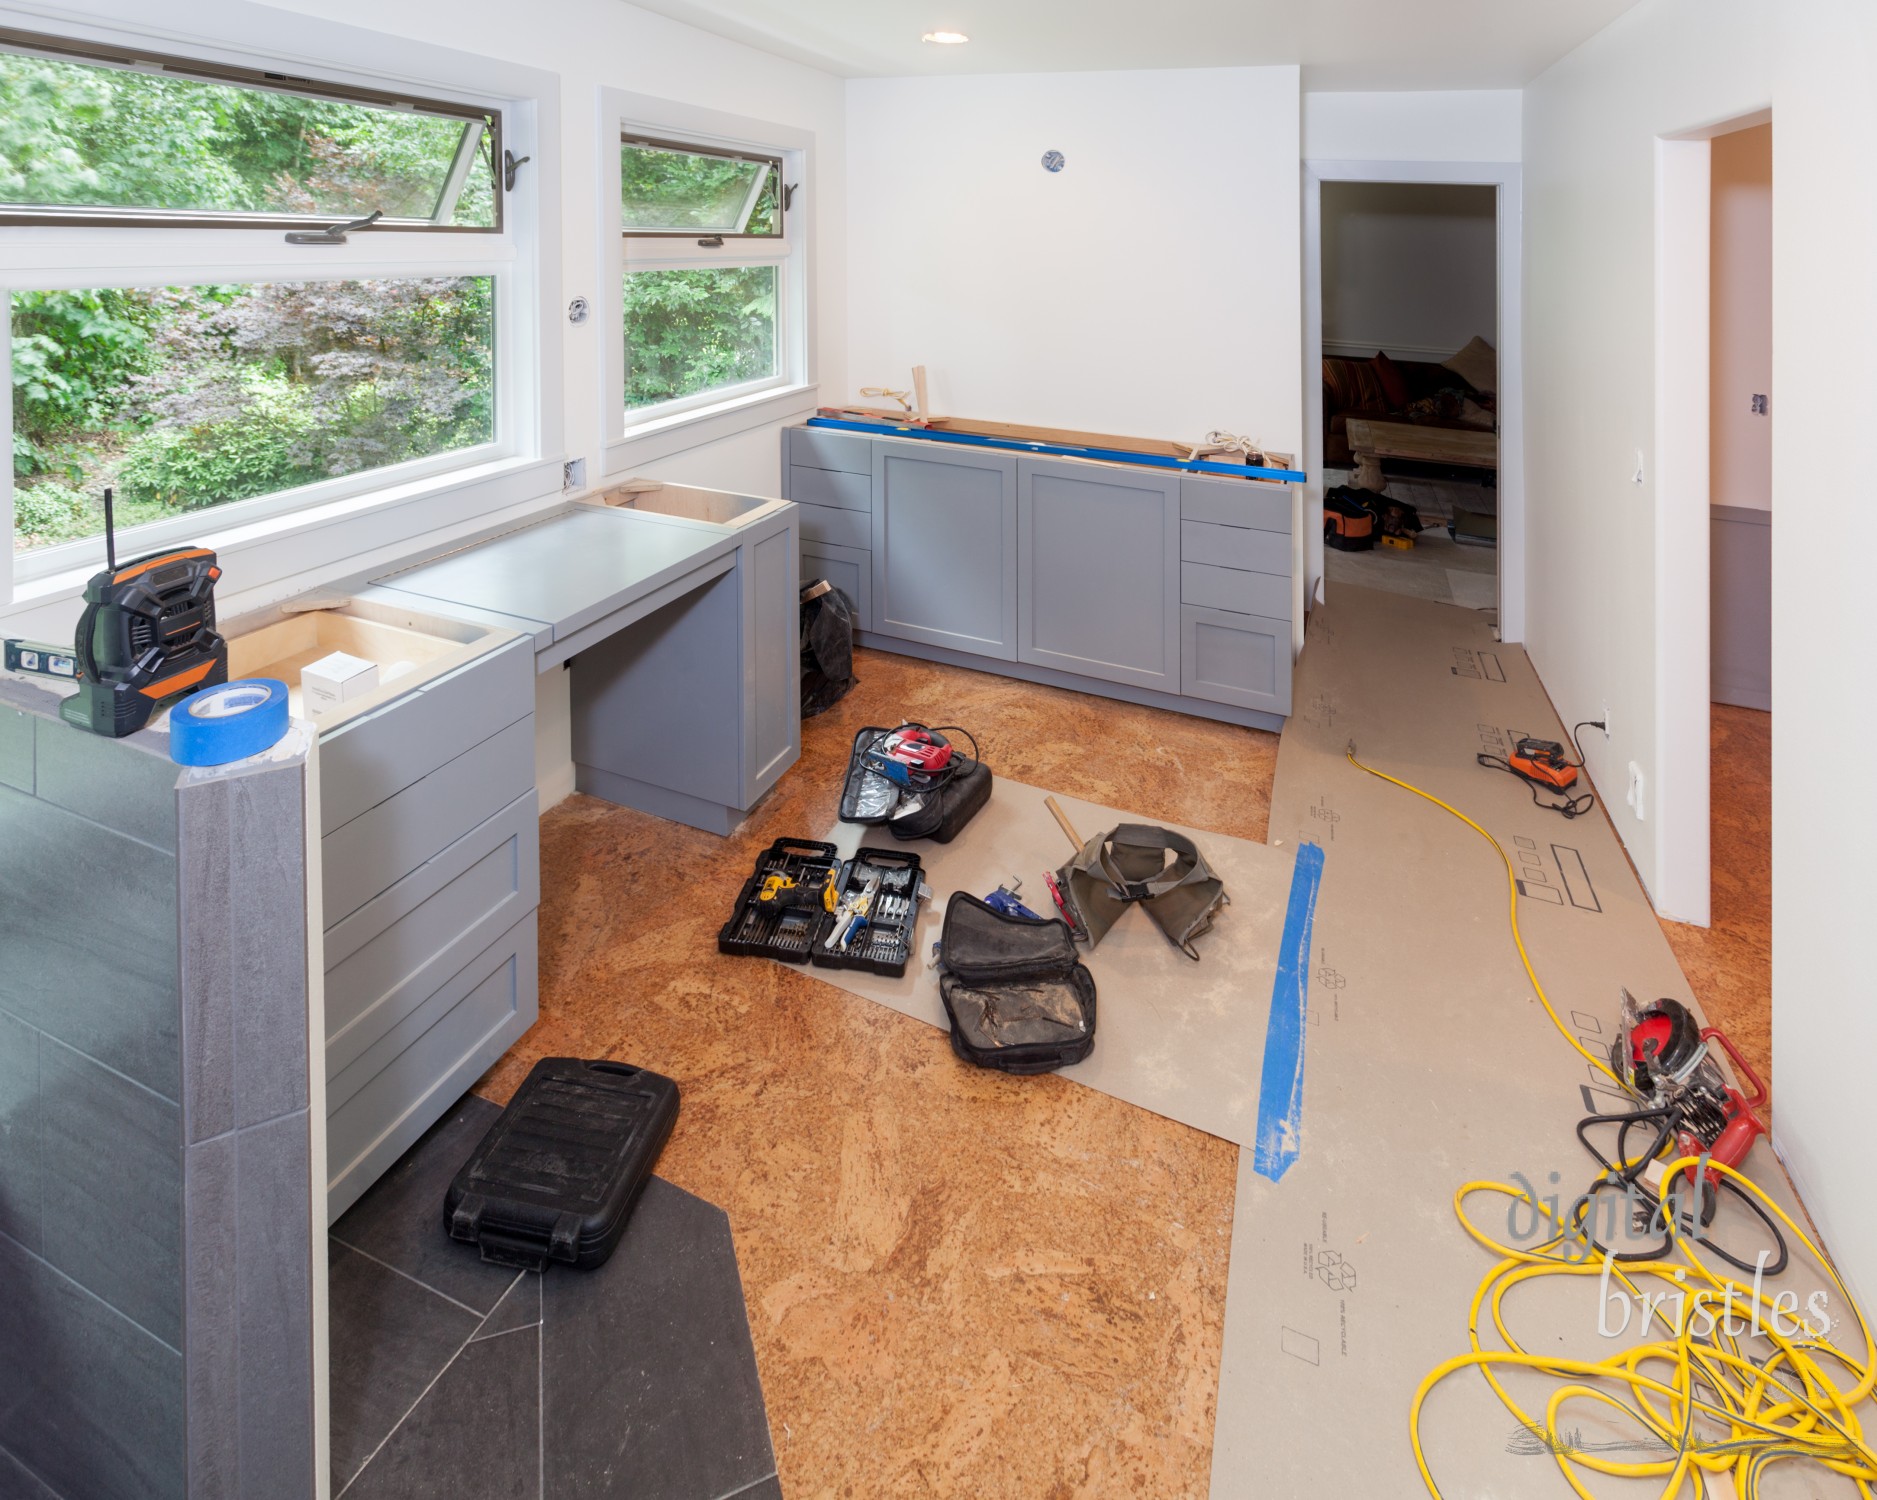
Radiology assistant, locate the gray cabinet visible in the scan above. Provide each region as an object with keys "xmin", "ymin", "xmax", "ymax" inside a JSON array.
[
  {"xmin": 801, "ymin": 540, "xmax": 873, "ymax": 631},
  {"xmin": 1182, "ymin": 606, "xmax": 1291, "ymax": 714},
  {"xmin": 871, "ymin": 445, "xmax": 1019, "ymax": 660},
  {"xmin": 1017, "ymin": 459, "xmax": 1180, "ymax": 692}
]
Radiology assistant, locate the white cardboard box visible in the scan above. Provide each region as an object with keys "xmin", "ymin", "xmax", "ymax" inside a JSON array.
[{"xmin": 301, "ymin": 650, "xmax": 379, "ymax": 716}]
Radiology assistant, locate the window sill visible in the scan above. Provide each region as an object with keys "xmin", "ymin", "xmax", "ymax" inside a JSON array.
[
  {"xmin": 6, "ymin": 454, "xmax": 563, "ymax": 625},
  {"xmin": 603, "ymin": 382, "xmax": 819, "ymax": 473}
]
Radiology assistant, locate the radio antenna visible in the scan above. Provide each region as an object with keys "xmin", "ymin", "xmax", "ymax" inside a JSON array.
[{"xmin": 103, "ymin": 487, "xmax": 116, "ymax": 573}]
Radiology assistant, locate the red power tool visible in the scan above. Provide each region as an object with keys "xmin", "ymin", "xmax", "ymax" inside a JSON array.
[
  {"xmin": 1612, "ymin": 991, "xmax": 1768, "ymax": 1220},
  {"xmin": 865, "ymin": 727, "xmax": 955, "ymax": 785},
  {"xmin": 1508, "ymin": 736, "xmax": 1579, "ymax": 791}
]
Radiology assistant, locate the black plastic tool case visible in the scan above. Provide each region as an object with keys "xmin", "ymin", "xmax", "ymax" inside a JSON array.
[
  {"xmin": 444, "ymin": 1058, "xmax": 679, "ymax": 1272},
  {"xmin": 718, "ymin": 837, "xmax": 843, "ymax": 962},
  {"xmin": 936, "ymin": 892, "xmax": 1097, "ymax": 1074},
  {"xmin": 811, "ymin": 846, "xmax": 923, "ymax": 978}
]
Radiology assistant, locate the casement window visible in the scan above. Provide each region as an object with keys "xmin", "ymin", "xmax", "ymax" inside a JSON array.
[
  {"xmin": 603, "ymin": 93, "xmax": 815, "ymax": 468},
  {"xmin": 1, "ymin": 7, "xmax": 558, "ymax": 607}
]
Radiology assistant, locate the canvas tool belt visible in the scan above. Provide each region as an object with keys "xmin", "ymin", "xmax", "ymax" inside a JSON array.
[{"xmin": 1055, "ymin": 824, "xmax": 1229, "ymax": 961}]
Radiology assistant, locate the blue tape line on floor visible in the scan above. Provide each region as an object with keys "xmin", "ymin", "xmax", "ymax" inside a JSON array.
[{"xmin": 1252, "ymin": 841, "xmax": 1325, "ymax": 1183}]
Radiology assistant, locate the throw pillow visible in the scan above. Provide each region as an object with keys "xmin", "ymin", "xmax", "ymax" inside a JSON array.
[
  {"xmin": 1372, "ymin": 351, "xmax": 1410, "ymax": 409},
  {"xmin": 1441, "ymin": 335, "xmax": 1497, "ymax": 396}
]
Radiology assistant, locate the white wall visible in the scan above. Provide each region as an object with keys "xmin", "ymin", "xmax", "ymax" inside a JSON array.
[
  {"xmin": 1710, "ymin": 122, "xmax": 1773, "ymax": 511},
  {"xmin": 1302, "ymin": 89, "xmax": 1522, "ymax": 163},
  {"xmin": 1320, "ymin": 181, "xmax": 1496, "ymax": 359},
  {"xmin": 1525, "ymin": 0, "xmax": 1877, "ymax": 1308},
  {"xmin": 845, "ymin": 68, "xmax": 1301, "ymax": 453}
]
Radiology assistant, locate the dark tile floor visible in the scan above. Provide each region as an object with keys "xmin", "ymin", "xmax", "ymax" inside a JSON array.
[{"xmin": 329, "ymin": 1095, "xmax": 779, "ymax": 1500}]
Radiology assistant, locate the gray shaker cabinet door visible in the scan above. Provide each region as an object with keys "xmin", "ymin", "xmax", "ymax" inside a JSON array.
[
  {"xmin": 1017, "ymin": 459, "xmax": 1181, "ymax": 692},
  {"xmin": 870, "ymin": 445, "xmax": 1019, "ymax": 661}
]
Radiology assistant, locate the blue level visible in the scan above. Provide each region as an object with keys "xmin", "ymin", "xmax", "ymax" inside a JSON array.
[{"xmin": 806, "ymin": 416, "xmax": 1307, "ymax": 483}]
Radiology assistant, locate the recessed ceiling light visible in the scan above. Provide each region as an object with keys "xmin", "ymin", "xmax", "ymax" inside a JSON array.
[{"xmin": 922, "ymin": 30, "xmax": 969, "ymax": 44}]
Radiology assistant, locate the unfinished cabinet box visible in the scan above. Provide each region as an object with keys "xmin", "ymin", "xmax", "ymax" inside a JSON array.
[
  {"xmin": 1181, "ymin": 605, "xmax": 1292, "ymax": 714},
  {"xmin": 1017, "ymin": 458, "xmax": 1180, "ymax": 691},
  {"xmin": 802, "ymin": 540, "xmax": 873, "ymax": 632},
  {"xmin": 871, "ymin": 444, "xmax": 1019, "ymax": 660}
]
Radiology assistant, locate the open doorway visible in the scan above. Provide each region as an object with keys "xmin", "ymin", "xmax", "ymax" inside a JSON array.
[
  {"xmin": 1306, "ymin": 164, "xmax": 1524, "ymax": 638},
  {"xmin": 1316, "ymin": 180, "xmax": 1501, "ymax": 610},
  {"xmin": 1657, "ymin": 118, "xmax": 1774, "ymax": 1085}
]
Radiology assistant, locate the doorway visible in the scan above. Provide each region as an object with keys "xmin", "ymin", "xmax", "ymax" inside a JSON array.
[{"xmin": 1300, "ymin": 159, "xmax": 1525, "ymax": 639}]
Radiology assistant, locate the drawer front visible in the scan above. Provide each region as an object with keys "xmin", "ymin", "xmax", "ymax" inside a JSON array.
[
  {"xmin": 1181, "ymin": 520, "xmax": 1289, "ymax": 576},
  {"xmin": 1181, "ymin": 606, "xmax": 1292, "ymax": 715},
  {"xmin": 319, "ymin": 639, "xmax": 532, "ymax": 836},
  {"xmin": 1182, "ymin": 562, "xmax": 1290, "ymax": 618},
  {"xmin": 795, "ymin": 500, "xmax": 872, "ymax": 550},
  {"xmin": 324, "ymin": 790, "xmax": 539, "ymax": 1077},
  {"xmin": 1180, "ymin": 476, "xmax": 1292, "ymax": 533},
  {"xmin": 802, "ymin": 541, "xmax": 873, "ymax": 633},
  {"xmin": 788, "ymin": 464, "xmax": 871, "ymax": 512},
  {"xmin": 788, "ymin": 426, "xmax": 872, "ymax": 475},
  {"xmin": 326, "ymin": 913, "xmax": 538, "ymax": 1221},
  {"xmin": 322, "ymin": 715, "xmax": 534, "ymax": 925}
]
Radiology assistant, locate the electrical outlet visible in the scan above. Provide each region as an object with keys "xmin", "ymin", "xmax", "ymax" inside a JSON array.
[
  {"xmin": 562, "ymin": 457, "xmax": 586, "ymax": 493},
  {"xmin": 1626, "ymin": 762, "xmax": 1646, "ymax": 820},
  {"xmin": 1600, "ymin": 707, "xmax": 1611, "ymax": 741},
  {"xmin": 1632, "ymin": 450, "xmax": 1646, "ymax": 485}
]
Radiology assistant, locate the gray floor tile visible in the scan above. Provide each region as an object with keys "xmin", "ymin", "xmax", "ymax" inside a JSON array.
[
  {"xmin": 718, "ymin": 1475, "xmax": 782, "ymax": 1500},
  {"xmin": 0, "ymin": 1445, "xmax": 57, "ymax": 1500},
  {"xmin": 340, "ymin": 1328, "xmax": 539, "ymax": 1500},
  {"xmin": 327, "ymin": 1243, "xmax": 481, "ymax": 1493},
  {"xmin": 331, "ymin": 1095, "xmax": 515, "ymax": 1314},
  {"xmin": 542, "ymin": 1178, "xmax": 775, "ymax": 1500},
  {"xmin": 472, "ymin": 1272, "xmax": 539, "ymax": 1342}
]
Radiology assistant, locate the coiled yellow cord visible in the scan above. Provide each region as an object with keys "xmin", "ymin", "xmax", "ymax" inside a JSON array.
[{"xmin": 1343, "ymin": 747, "xmax": 1876, "ymax": 1497}]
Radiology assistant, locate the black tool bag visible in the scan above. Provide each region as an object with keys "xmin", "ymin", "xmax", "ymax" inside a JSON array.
[
  {"xmin": 838, "ymin": 724, "xmax": 993, "ymax": 844},
  {"xmin": 937, "ymin": 893, "xmax": 1096, "ymax": 1074},
  {"xmin": 444, "ymin": 1058, "xmax": 678, "ymax": 1272},
  {"xmin": 799, "ymin": 579, "xmax": 858, "ymax": 718}
]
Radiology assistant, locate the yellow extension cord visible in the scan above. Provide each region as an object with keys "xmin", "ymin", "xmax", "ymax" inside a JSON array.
[{"xmin": 1343, "ymin": 746, "xmax": 1877, "ymax": 1499}]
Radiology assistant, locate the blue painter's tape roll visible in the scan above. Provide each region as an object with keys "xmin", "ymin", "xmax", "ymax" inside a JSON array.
[{"xmin": 169, "ymin": 678, "xmax": 291, "ymax": 767}]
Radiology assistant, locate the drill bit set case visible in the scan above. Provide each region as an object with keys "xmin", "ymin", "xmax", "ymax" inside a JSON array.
[{"xmin": 717, "ymin": 839, "xmax": 925, "ymax": 978}]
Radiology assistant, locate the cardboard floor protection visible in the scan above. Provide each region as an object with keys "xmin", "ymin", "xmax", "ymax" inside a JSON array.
[
  {"xmin": 1210, "ymin": 585, "xmax": 1848, "ymax": 1500},
  {"xmin": 816, "ymin": 780, "xmax": 1297, "ymax": 1148}
]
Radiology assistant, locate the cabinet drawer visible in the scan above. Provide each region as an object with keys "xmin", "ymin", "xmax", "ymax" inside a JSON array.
[
  {"xmin": 788, "ymin": 426, "xmax": 871, "ymax": 475},
  {"xmin": 326, "ymin": 912, "xmax": 538, "ymax": 1220},
  {"xmin": 324, "ymin": 789, "xmax": 539, "ymax": 1078},
  {"xmin": 796, "ymin": 501, "xmax": 872, "ymax": 550},
  {"xmin": 1180, "ymin": 477, "xmax": 1291, "ymax": 533},
  {"xmin": 1182, "ymin": 562, "xmax": 1290, "ymax": 618},
  {"xmin": 1181, "ymin": 606, "xmax": 1291, "ymax": 715},
  {"xmin": 802, "ymin": 541, "xmax": 873, "ymax": 633},
  {"xmin": 319, "ymin": 639, "xmax": 532, "ymax": 836},
  {"xmin": 322, "ymin": 715, "xmax": 534, "ymax": 925},
  {"xmin": 1180, "ymin": 520, "xmax": 1289, "ymax": 576},
  {"xmin": 788, "ymin": 464, "xmax": 871, "ymax": 512}
]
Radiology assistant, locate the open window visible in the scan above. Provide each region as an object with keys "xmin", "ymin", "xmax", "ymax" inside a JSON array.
[
  {"xmin": 0, "ymin": 29, "xmax": 500, "ymax": 230},
  {"xmin": 604, "ymin": 98, "xmax": 813, "ymax": 454}
]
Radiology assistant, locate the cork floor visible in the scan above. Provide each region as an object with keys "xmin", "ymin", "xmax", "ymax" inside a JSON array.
[
  {"xmin": 475, "ymin": 648, "xmax": 1279, "ymax": 1499},
  {"xmin": 1657, "ymin": 703, "xmax": 1773, "ymax": 1087}
]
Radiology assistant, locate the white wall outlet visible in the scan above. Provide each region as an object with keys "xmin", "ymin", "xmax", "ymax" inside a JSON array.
[
  {"xmin": 1600, "ymin": 707, "xmax": 1612, "ymax": 741},
  {"xmin": 1632, "ymin": 450, "xmax": 1646, "ymax": 485},
  {"xmin": 1626, "ymin": 761, "xmax": 1646, "ymax": 819},
  {"xmin": 562, "ymin": 458, "xmax": 586, "ymax": 492}
]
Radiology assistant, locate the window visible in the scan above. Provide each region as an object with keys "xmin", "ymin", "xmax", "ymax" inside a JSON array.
[
  {"xmin": 0, "ymin": 30, "xmax": 498, "ymax": 230},
  {"xmin": 1, "ymin": 13, "xmax": 557, "ymax": 601},
  {"xmin": 605, "ymin": 96, "xmax": 812, "ymax": 453}
]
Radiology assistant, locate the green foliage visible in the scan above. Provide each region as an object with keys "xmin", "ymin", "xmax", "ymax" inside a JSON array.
[
  {"xmin": 10, "ymin": 289, "xmax": 157, "ymax": 470},
  {"xmin": 0, "ymin": 50, "xmax": 490, "ymax": 225},
  {"xmin": 621, "ymin": 144, "xmax": 778, "ymax": 233},
  {"xmin": 10, "ymin": 478, "xmax": 94, "ymax": 543},
  {"xmin": 623, "ymin": 266, "xmax": 777, "ymax": 409},
  {"xmin": 117, "ymin": 371, "xmax": 322, "ymax": 509}
]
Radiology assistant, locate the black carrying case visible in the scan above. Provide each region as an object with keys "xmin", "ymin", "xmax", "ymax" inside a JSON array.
[
  {"xmin": 444, "ymin": 1058, "xmax": 679, "ymax": 1272},
  {"xmin": 810, "ymin": 846, "xmax": 923, "ymax": 978},
  {"xmin": 838, "ymin": 724, "xmax": 993, "ymax": 844},
  {"xmin": 719, "ymin": 837, "xmax": 843, "ymax": 963},
  {"xmin": 936, "ymin": 893, "xmax": 1097, "ymax": 1074}
]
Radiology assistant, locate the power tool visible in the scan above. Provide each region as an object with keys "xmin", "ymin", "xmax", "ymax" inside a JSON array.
[
  {"xmin": 1575, "ymin": 990, "xmax": 1777, "ymax": 1272},
  {"xmin": 1507, "ymin": 737, "xmax": 1578, "ymax": 791},
  {"xmin": 864, "ymin": 727, "xmax": 955, "ymax": 787},
  {"xmin": 3, "ymin": 489, "xmax": 227, "ymax": 738}
]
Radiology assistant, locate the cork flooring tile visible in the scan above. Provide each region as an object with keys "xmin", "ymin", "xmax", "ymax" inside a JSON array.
[
  {"xmin": 1657, "ymin": 703, "xmax": 1773, "ymax": 1088},
  {"xmin": 475, "ymin": 649, "xmax": 1277, "ymax": 1498}
]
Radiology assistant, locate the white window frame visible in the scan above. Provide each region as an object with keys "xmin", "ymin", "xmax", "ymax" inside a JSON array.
[
  {"xmin": 0, "ymin": 0, "xmax": 562, "ymax": 612},
  {"xmin": 599, "ymin": 90, "xmax": 817, "ymax": 475}
]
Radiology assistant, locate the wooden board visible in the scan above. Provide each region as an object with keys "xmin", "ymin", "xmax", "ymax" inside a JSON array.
[
  {"xmin": 1345, "ymin": 418, "xmax": 1497, "ymax": 469},
  {"xmin": 821, "ymin": 406, "xmax": 1273, "ymax": 468}
]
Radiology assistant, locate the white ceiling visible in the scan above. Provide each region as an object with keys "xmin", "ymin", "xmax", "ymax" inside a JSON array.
[{"xmin": 625, "ymin": 0, "xmax": 1647, "ymax": 89}]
